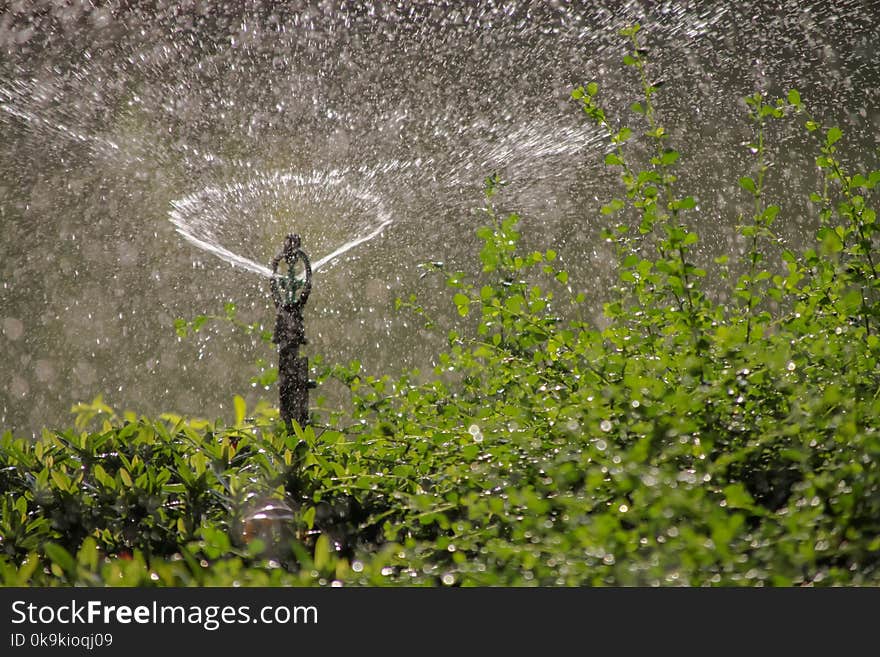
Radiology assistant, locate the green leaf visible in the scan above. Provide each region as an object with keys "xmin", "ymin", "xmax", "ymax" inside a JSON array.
[
  {"xmin": 818, "ymin": 226, "xmax": 843, "ymax": 254},
  {"xmin": 826, "ymin": 126, "xmax": 842, "ymax": 146},
  {"xmin": 605, "ymin": 152, "xmax": 624, "ymax": 166},
  {"xmin": 77, "ymin": 537, "xmax": 100, "ymax": 570},
  {"xmin": 234, "ymin": 395, "xmax": 247, "ymax": 426},
  {"xmin": 761, "ymin": 205, "xmax": 780, "ymax": 224},
  {"xmin": 739, "ymin": 176, "xmax": 756, "ymax": 194},
  {"xmin": 586, "ymin": 82, "xmax": 598, "ymax": 96},
  {"xmin": 677, "ymin": 196, "xmax": 696, "ymax": 210},
  {"xmin": 661, "ymin": 150, "xmax": 680, "ymax": 166},
  {"xmin": 453, "ymin": 293, "xmax": 470, "ymax": 317},
  {"xmin": 601, "ymin": 199, "xmax": 625, "ymax": 215},
  {"xmin": 787, "ymin": 89, "xmax": 801, "ymax": 106},
  {"xmin": 50, "ymin": 469, "xmax": 71, "ymax": 492},
  {"xmin": 302, "ymin": 506, "xmax": 316, "ymax": 530},
  {"xmin": 314, "ymin": 533, "xmax": 332, "ymax": 571},
  {"xmin": 840, "ymin": 288, "xmax": 862, "ymax": 315},
  {"xmin": 723, "ymin": 483, "xmax": 755, "ymax": 510},
  {"xmin": 44, "ymin": 543, "xmax": 77, "ymax": 577},
  {"xmin": 505, "ymin": 295, "xmax": 523, "ymax": 314}
]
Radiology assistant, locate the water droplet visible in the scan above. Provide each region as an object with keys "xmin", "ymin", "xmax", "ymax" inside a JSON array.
[{"xmin": 599, "ymin": 419, "xmax": 612, "ymax": 432}]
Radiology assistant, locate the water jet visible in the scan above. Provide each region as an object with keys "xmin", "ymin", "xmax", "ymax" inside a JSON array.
[{"xmin": 0, "ymin": 1, "xmax": 876, "ymax": 437}]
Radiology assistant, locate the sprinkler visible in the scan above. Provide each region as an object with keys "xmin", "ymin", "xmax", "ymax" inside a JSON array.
[{"xmin": 270, "ymin": 233, "xmax": 314, "ymax": 428}]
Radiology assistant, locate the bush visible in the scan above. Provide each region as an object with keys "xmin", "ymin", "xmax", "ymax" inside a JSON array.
[{"xmin": 2, "ymin": 25, "xmax": 879, "ymax": 586}]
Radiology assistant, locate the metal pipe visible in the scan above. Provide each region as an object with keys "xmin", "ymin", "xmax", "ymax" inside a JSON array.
[{"xmin": 270, "ymin": 234, "xmax": 313, "ymax": 429}]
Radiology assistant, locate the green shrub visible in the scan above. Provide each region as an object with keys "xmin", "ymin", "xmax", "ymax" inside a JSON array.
[{"xmin": 2, "ymin": 25, "xmax": 878, "ymax": 586}]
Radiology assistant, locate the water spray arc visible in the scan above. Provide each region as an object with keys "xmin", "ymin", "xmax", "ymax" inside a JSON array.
[{"xmin": 269, "ymin": 234, "xmax": 314, "ymax": 428}]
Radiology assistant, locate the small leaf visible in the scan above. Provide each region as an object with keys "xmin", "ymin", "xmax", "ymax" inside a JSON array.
[
  {"xmin": 50, "ymin": 469, "xmax": 71, "ymax": 492},
  {"xmin": 739, "ymin": 176, "xmax": 756, "ymax": 194},
  {"xmin": 678, "ymin": 196, "xmax": 696, "ymax": 210},
  {"xmin": 77, "ymin": 537, "xmax": 100, "ymax": 570},
  {"xmin": 44, "ymin": 543, "xmax": 77, "ymax": 577},
  {"xmin": 661, "ymin": 150, "xmax": 680, "ymax": 166},
  {"xmin": 762, "ymin": 205, "xmax": 780, "ymax": 224},
  {"xmin": 234, "ymin": 395, "xmax": 247, "ymax": 426},
  {"xmin": 601, "ymin": 199, "xmax": 625, "ymax": 215},
  {"xmin": 724, "ymin": 483, "xmax": 754, "ymax": 510},
  {"xmin": 302, "ymin": 506, "xmax": 316, "ymax": 530},
  {"xmin": 314, "ymin": 533, "xmax": 332, "ymax": 571},
  {"xmin": 453, "ymin": 293, "xmax": 470, "ymax": 316},
  {"xmin": 826, "ymin": 126, "xmax": 842, "ymax": 145}
]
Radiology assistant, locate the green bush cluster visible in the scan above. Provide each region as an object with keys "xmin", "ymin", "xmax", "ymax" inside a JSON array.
[{"xmin": 2, "ymin": 25, "xmax": 879, "ymax": 585}]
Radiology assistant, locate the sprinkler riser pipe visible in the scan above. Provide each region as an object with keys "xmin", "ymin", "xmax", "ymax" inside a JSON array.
[{"xmin": 270, "ymin": 233, "xmax": 313, "ymax": 430}]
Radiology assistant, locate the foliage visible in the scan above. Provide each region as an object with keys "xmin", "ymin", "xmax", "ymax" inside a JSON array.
[{"xmin": 2, "ymin": 25, "xmax": 880, "ymax": 586}]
